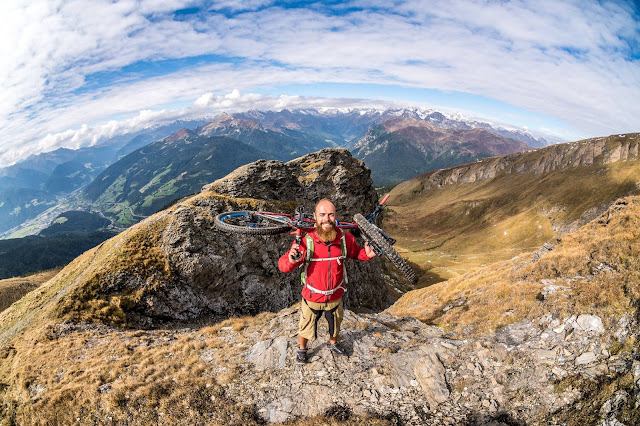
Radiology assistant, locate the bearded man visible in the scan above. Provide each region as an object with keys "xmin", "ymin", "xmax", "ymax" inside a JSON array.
[{"xmin": 278, "ymin": 198, "xmax": 376, "ymax": 363}]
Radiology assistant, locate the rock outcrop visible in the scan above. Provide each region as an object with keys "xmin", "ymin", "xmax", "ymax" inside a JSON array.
[
  {"xmin": 204, "ymin": 148, "xmax": 378, "ymax": 218},
  {"xmin": 56, "ymin": 148, "xmax": 395, "ymax": 327},
  {"xmin": 202, "ymin": 304, "xmax": 639, "ymax": 425}
]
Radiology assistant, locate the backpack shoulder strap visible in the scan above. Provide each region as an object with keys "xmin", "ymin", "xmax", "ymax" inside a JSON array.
[
  {"xmin": 304, "ymin": 234, "xmax": 314, "ymax": 263},
  {"xmin": 340, "ymin": 233, "xmax": 348, "ymax": 285},
  {"xmin": 339, "ymin": 233, "xmax": 347, "ymax": 258},
  {"xmin": 301, "ymin": 234, "xmax": 314, "ymax": 284}
]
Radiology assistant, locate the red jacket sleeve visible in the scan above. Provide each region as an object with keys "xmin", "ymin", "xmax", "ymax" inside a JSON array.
[
  {"xmin": 278, "ymin": 238, "xmax": 307, "ymax": 273},
  {"xmin": 345, "ymin": 231, "xmax": 371, "ymax": 261}
]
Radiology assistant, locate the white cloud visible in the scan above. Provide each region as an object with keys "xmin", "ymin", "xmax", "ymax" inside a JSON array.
[{"xmin": 0, "ymin": 0, "xmax": 638, "ymax": 167}]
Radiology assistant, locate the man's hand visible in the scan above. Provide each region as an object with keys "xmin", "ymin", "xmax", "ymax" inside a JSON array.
[
  {"xmin": 289, "ymin": 243, "xmax": 303, "ymax": 263},
  {"xmin": 364, "ymin": 242, "xmax": 376, "ymax": 258}
]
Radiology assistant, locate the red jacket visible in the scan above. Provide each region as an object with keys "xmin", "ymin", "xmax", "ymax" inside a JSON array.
[{"xmin": 278, "ymin": 229, "xmax": 371, "ymax": 303}]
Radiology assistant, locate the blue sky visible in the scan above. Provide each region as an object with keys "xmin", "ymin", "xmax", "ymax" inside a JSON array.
[{"xmin": 0, "ymin": 0, "xmax": 639, "ymax": 167}]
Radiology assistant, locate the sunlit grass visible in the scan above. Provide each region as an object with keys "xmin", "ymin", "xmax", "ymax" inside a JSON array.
[
  {"xmin": 0, "ymin": 269, "xmax": 61, "ymax": 312},
  {"xmin": 387, "ymin": 195, "xmax": 640, "ymax": 337},
  {"xmin": 386, "ymin": 150, "xmax": 640, "ymax": 287}
]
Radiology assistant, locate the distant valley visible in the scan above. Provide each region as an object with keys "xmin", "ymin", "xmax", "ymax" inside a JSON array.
[
  {"xmin": 0, "ymin": 211, "xmax": 116, "ymax": 279},
  {"xmin": 0, "ymin": 119, "xmax": 208, "ymax": 237}
]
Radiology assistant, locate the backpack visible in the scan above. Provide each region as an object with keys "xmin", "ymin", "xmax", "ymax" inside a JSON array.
[{"xmin": 300, "ymin": 233, "xmax": 348, "ymax": 296}]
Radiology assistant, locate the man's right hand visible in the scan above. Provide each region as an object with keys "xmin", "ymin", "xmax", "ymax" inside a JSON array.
[{"xmin": 289, "ymin": 243, "xmax": 302, "ymax": 263}]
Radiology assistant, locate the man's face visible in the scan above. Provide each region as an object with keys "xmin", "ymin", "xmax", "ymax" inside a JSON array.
[{"xmin": 315, "ymin": 201, "xmax": 337, "ymax": 242}]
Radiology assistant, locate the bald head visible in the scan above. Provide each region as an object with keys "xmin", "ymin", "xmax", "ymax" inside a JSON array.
[
  {"xmin": 315, "ymin": 198, "xmax": 336, "ymax": 215},
  {"xmin": 314, "ymin": 198, "xmax": 337, "ymax": 242}
]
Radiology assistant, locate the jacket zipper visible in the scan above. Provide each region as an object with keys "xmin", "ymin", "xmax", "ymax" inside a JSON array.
[{"xmin": 327, "ymin": 241, "xmax": 332, "ymax": 303}]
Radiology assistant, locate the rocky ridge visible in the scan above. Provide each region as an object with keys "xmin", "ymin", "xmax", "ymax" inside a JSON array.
[
  {"xmin": 51, "ymin": 148, "xmax": 395, "ymax": 329},
  {"xmin": 205, "ymin": 306, "xmax": 639, "ymax": 425},
  {"xmin": 405, "ymin": 133, "xmax": 639, "ymax": 192}
]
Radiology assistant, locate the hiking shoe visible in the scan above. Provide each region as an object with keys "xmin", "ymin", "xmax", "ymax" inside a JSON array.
[
  {"xmin": 329, "ymin": 343, "xmax": 345, "ymax": 355},
  {"xmin": 296, "ymin": 349, "xmax": 308, "ymax": 364}
]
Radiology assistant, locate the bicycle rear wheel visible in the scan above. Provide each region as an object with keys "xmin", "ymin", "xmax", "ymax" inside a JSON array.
[
  {"xmin": 353, "ymin": 213, "xmax": 418, "ymax": 284},
  {"xmin": 214, "ymin": 211, "xmax": 291, "ymax": 235}
]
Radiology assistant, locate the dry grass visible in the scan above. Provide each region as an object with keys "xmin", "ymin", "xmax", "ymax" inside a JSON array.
[
  {"xmin": 0, "ymin": 309, "xmax": 399, "ymax": 425},
  {"xmin": 0, "ymin": 320, "xmax": 245, "ymax": 424},
  {"xmin": 0, "ymin": 310, "xmax": 277, "ymax": 424},
  {"xmin": 386, "ymin": 155, "xmax": 640, "ymax": 285},
  {"xmin": 53, "ymin": 216, "xmax": 174, "ymax": 326},
  {"xmin": 299, "ymin": 159, "xmax": 328, "ymax": 172},
  {"xmin": 387, "ymin": 195, "xmax": 640, "ymax": 337},
  {"xmin": 0, "ymin": 269, "xmax": 60, "ymax": 312}
]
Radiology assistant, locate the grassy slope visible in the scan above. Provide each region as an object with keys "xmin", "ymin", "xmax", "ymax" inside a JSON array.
[
  {"xmin": 0, "ymin": 269, "xmax": 60, "ymax": 312},
  {"xmin": 86, "ymin": 136, "xmax": 267, "ymax": 226},
  {"xmin": 385, "ymin": 148, "xmax": 640, "ymax": 285},
  {"xmin": 387, "ymin": 192, "xmax": 640, "ymax": 337}
]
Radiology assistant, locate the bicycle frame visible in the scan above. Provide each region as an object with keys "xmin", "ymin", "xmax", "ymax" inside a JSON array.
[{"xmin": 252, "ymin": 193, "xmax": 391, "ymax": 232}]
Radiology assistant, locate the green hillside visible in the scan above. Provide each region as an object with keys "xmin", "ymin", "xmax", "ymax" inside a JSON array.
[
  {"xmin": 0, "ymin": 231, "xmax": 116, "ymax": 280},
  {"xmin": 0, "ymin": 187, "xmax": 57, "ymax": 234},
  {"xmin": 84, "ymin": 134, "xmax": 268, "ymax": 226}
]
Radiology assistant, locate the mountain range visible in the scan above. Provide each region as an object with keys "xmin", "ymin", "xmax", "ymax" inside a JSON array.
[
  {"xmin": 0, "ymin": 120, "xmax": 208, "ymax": 236},
  {"xmin": 351, "ymin": 117, "xmax": 531, "ymax": 185},
  {"xmin": 0, "ymin": 108, "xmax": 548, "ymax": 237}
]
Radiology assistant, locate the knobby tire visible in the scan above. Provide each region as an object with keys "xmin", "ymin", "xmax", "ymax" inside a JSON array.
[
  {"xmin": 353, "ymin": 213, "xmax": 418, "ymax": 284},
  {"xmin": 214, "ymin": 211, "xmax": 291, "ymax": 235}
]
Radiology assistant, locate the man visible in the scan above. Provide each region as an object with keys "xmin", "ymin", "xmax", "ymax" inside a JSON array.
[{"xmin": 278, "ymin": 198, "xmax": 376, "ymax": 363}]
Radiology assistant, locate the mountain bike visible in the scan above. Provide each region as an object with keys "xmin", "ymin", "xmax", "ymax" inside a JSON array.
[{"xmin": 214, "ymin": 195, "xmax": 418, "ymax": 284}]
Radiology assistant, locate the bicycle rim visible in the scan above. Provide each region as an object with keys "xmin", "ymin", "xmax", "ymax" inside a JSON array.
[
  {"xmin": 353, "ymin": 213, "xmax": 418, "ymax": 284},
  {"xmin": 214, "ymin": 211, "xmax": 291, "ymax": 235}
]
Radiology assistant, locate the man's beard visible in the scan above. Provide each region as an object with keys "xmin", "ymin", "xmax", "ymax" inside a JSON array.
[{"xmin": 316, "ymin": 221, "xmax": 337, "ymax": 243}]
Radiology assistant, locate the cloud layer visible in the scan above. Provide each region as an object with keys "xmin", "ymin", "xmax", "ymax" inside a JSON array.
[{"xmin": 1, "ymin": 0, "xmax": 638, "ymax": 167}]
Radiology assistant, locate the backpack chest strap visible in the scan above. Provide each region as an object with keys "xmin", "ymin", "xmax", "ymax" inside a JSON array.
[{"xmin": 309, "ymin": 255, "xmax": 346, "ymax": 265}]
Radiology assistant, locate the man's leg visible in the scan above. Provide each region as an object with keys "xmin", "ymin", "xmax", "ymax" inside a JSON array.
[
  {"xmin": 298, "ymin": 334, "xmax": 308, "ymax": 350},
  {"xmin": 297, "ymin": 300, "xmax": 322, "ymax": 362},
  {"xmin": 326, "ymin": 299, "xmax": 344, "ymax": 349}
]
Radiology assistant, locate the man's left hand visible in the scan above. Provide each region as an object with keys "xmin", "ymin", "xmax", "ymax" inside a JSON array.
[{"xmin": 364, "ymin": 242, "xmax": 376, "ymax": 258}]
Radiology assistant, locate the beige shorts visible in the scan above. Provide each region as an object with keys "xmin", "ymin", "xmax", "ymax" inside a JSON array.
[{"xmin": 298, "ymin": 298, "xmax": 344, "ymax": 340}]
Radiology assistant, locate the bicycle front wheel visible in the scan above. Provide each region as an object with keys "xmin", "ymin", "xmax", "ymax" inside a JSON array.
[
  {"xmin": 214, "ymin": 211, "xmax": 291, "ymax": 235},
  {"xmin": 353, "ymin": 213, "xmax": 418, "ymax": 284}
]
